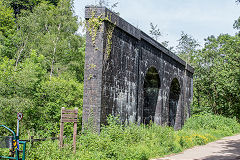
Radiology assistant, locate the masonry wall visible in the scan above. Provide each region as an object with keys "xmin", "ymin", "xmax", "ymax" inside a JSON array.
[{"xmin": 82, "ymin": 6, "xmax": 194, "ymax": 132}]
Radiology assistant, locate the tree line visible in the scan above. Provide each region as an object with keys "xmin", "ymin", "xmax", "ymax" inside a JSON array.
[
  {"xmin": 0, "ymin": 0, "xmax": 85, "ymax": 136},
  {"xmin": 149, "ymin": 1, "xmax": 239, "ymax": 120}
]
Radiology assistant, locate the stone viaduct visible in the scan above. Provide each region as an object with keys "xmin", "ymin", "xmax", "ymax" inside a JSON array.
[{"xmin": 82, "ymin": 6, "xmax": 194, "ymax": 132}]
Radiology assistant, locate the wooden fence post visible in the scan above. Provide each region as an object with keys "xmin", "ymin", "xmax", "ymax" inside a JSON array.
[
  {"xmin": 73, "ymin": 108, "xmax": 78, "ymax": 153},
  {"xmin": 59, "ymin": 107, "xmax": 65, "ymax": 148}
]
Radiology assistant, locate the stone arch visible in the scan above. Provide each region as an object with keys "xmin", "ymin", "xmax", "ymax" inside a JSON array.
[
  {"xmin": 168, "ymin": 78, "xmax": 181, "ymax": 127},
  {"xmin": 143, "ymin": 67, "xmax": 161, "ymax": 124}
]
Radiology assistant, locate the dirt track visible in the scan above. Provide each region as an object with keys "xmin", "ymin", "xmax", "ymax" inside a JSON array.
[{"xmin": 153, "ymin": 134, "xmax": 240, "ymax": 160}]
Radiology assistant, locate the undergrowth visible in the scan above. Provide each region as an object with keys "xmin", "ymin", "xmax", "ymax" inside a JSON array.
[{"xmin": 1, "ymin": 114, "xmax": 240, "ymax": 159}]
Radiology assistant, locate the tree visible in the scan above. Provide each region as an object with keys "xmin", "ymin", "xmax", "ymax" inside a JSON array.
[
  {"xmin": 97, "ymin": 0, "xmax": 119, "ymax": 15},
  {"xmin": 0, "ymin": 0, "xmax": 15, "ymax": 35},
  {"xmin": 149, "ymin": 22, "xmax": 162, "ymax": 41},
  {"xmin": 0, "ymin": 0, "xmax": 17, "ymax": 58},
  {"xmin": 176, "ymin": 31, "xmax": 200, "ymax": 66},
  {"xmin": 14, "ymin": 0, "xmax": 84, "ymax": 80},
  {"xmin": 233, "ymin": 0, "xmax": 240, "ymax": 31},
  {"xmin": 3, "ymin": 0, "xmax": 60, "ymax": 16},
  {"xmin": 0, "ymin": 0, "xmax": 85, "ymax": 136},
  {"xmin": 233, "ymin": 17, "xmax": 240, "ymax": 30},
  {"xmin": 176, "ymin": 30, "xmax": 240, "ymax": 120},
  {"xmin": 149, "ymin": 22, "xmax": 174, "ymax": 51},
  {"xmin": 189, "ymin": 34, "xmax": 240, "ymax": 119}
]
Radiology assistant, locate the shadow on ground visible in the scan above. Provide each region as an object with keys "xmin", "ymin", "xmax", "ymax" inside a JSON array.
[{"xmin": 198, "ymin": 139, "xmax": 240, "ymax": 160}]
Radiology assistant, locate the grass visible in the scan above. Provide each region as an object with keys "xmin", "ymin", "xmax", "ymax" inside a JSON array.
[{"xmin": 1, "ymin": 114, "xmax": 240, "ymax": 159}]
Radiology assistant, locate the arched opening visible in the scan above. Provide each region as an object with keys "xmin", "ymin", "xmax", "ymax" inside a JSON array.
[
  {"xmin": 143, "ymin": 67, "xmax": 160, "ymax": 125},
  {"xmin": 168, "ymin": 78, "xmax": 180, "ymax": 127}
]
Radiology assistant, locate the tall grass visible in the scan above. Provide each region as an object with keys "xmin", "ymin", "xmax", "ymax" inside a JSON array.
[{"xmin": 1, "ymin": 114, "xmax": 240, "ymax": 159}]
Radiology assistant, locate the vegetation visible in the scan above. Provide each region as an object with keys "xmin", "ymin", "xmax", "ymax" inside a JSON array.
[
  {"xmin": 0, "ymin": 0, "xmax": 239, "ymax": 159},
  {"xmin": 0, "ymin": 0, "xmax": 85, "ymax": 137},
  {"xmin": 177, "ymin": 31, "xmax": 240, "ymax": 119},
  {"xmin": 175, "ymin": 0, "xmax": 240, "ymax": 117},
  {"xmin": 149, "ymin": 22, "xmax": 174, "ymax": 51},
  {"xmin": 1, "ymin": 114, "xmax": 240, "ymax": 159}
]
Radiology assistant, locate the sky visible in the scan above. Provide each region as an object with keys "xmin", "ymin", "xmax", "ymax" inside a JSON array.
[{"xmin": 74, "ymin": 0, "xmax": 240, "ymax": 48}]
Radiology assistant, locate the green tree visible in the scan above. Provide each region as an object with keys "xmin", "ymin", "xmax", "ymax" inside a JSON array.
[
  {"xmin": 0, "ymin": 51, "xmax": 46, "ymax": 132},
  {"xmin": 0, "ymin": 0, "xmax": 17, "ymax": 58},
  {"xmin": 176, "ymin": 32, "xmax": 202, "ymax": 114},
  {"xmin": 233, "ymin": 17, "xmax": 240, "ymax": 30},
  {"xmin": 233, "ymin": 0, "xmax": 240, "ymax": 31},
  {"xmin": 0, "ymin": 51, "xmax": 84, "ymax": 136},
  {"xmin": 149, "ymin": 22, "xmax": 174, "ymax": 51},
  {"xmin": 3, "ymin": 0, "xmax": 60, "ymax": 16},
  {"xmin": 149, "ymin": 22, "xmax": 162, "ymax": 41},
  {"xmin": 0, "ymin": 0, "xmax": 15, "ymax": 35},
  {"xmin": 176, "ymin": 31, "xmax": 200, "ymax": 66},
  {"xmin": 176, "ymin": 30, "xmax": 240, "ymax": 120},
  {"xmin": 0, "ymin": 0, "xmax": 85, "ymax": 136},
  {"xmin": 190, "ymin": 34, "xmax": 240, "ymax": 118},
  {"xmin": 14, "ymin": 0, "xmax": 85, "ymax": 81}
]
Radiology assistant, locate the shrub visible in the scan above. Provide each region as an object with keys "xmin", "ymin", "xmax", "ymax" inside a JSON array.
[
  {"xmin": 0, "ymin": 53, "xmax": 84, "ymax": 137},
  {"xmin": 183, "ymin": 113, "xmax": 240, "ymax": 134},
  {"xmin": 4, "ymin": 114, "xmax": 240, "ymax": 160}
]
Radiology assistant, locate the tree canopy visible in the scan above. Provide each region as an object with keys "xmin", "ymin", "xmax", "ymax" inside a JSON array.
[
  {"xmin": 177, "ymin": 32, "xmax": 240, "ymax": 119},
  {"xmin": 0, "ymin": 0, "xmax": 85, "ymax": 136}
]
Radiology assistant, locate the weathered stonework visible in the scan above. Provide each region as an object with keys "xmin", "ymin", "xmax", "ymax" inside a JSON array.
[{"xmin": 82, "ymin": 6, "xmax": 194, "ymax": 132}]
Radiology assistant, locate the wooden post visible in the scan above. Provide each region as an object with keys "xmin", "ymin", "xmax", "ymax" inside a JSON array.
[
  {"xmin": 59, "ymin": 107, "xmax": 78, "ymax": 153},
  {"xmin": 59, "ymin": 107, "xmax": 65, "ymax": 148},
  {"xmin": 30, "ymin": 136, "xmax": 34, "ymax": 148},
  {"xmin": 73, "ymin": 108, "xmax": 78, "ymax": 153}
]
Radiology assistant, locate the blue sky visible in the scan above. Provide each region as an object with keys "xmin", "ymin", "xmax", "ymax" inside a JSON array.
[{"xmin": 74, "ymin": 0, "xmax": 240, "ymax": 48}]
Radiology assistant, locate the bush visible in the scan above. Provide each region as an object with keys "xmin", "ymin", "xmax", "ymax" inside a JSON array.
[
  {"xmin": 34, "ymin": 77, "xmax": 84, "ymax": 137},
  {"xmin": 183, "ymin": 114, "xmax": 240, "ymax": 134},
  {"xmin": 23, "ymin": 114, "xmax": 240, "ymax": 160},
  {"xmin": 0, "ymin": 53, "xmax": 84, "ymax": 137},
  {"xmin": 2, "ymin": 114, "xmax": 240, "ymax": 159}
]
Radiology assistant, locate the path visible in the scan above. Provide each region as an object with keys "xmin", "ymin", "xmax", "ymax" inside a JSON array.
[{"xmin": 153, "ymin": 134, "xmax": 240, "ymax": 160}]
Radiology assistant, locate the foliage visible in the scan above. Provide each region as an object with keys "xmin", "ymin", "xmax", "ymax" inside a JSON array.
[
  {"xmin": 0, "ymin": 52, "xmax": 84, "ymax": 137},
  {"xmin": 84, "ymin": 9, "xmax": 115, "ymax": 59},
  {"xmin": 3, "ymin": 0, "xmax": 60, "ymax": 16},
  {"xmin": 0, "ymin": 0, "xmax": 17, "ymax": 58},
  {"xmin": 149, "ymin": 22, "xmax": 162, "ymax": 41},
  {"xmin": 233, "ymin": 0, "xmax": 240, "ymax": 31},
  {"xmin": 184, "ymin": 1, "xmax": 240, "ymax": 117},
  {"xmin": 233, "ymin": 16, "xmax": 240, "ymax": 30},
  {"xmin": 0, "ymin": 0, "xmax": 85, "ymax": 137},
  {"xmin": 6, "ymin": 114, "xmax": 239, "ymax": 160},
  {"xmin": 14, "ymin": 0, "xmax": 84, "ymax": 80},
  {"xmin": 177, "ymin": 31, "xmax": 240, "ymax": 119},
  {"xmin": 149, "ymin": 22, "xmax": 174, "ymax": 51},
  {"xmin": 0, "ymin": 0, "xmax": 240, "ymax": 159},
  {"xmin": 0, "ymin": 0, "xmax": 15, "ymax": 35},
  {"xmin": 98, "ymin": 0, "xmax": 119, "ymax": 14},
  {"xmin": 176, "ymin": 31, "xmax": 200, "ymax": 65},
  {"xmin": 0, "ymin": 53, "xmax": 46, "ymax": 134},
  {"xmin": 183, "ymin": 114, "xmax": 240, "ymax": 135},
  {"xmin": 192, "ymin": 34, "xmax": 240, "ymax": 118},
  {"xmin": 35, "ymin": 76, "xmax": 84, "ymax": 136}
]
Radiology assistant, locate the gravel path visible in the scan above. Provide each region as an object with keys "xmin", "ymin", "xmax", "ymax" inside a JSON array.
[{"xmin": 153, "ymin": 134, "xmax": 240, "ymax": 160}]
